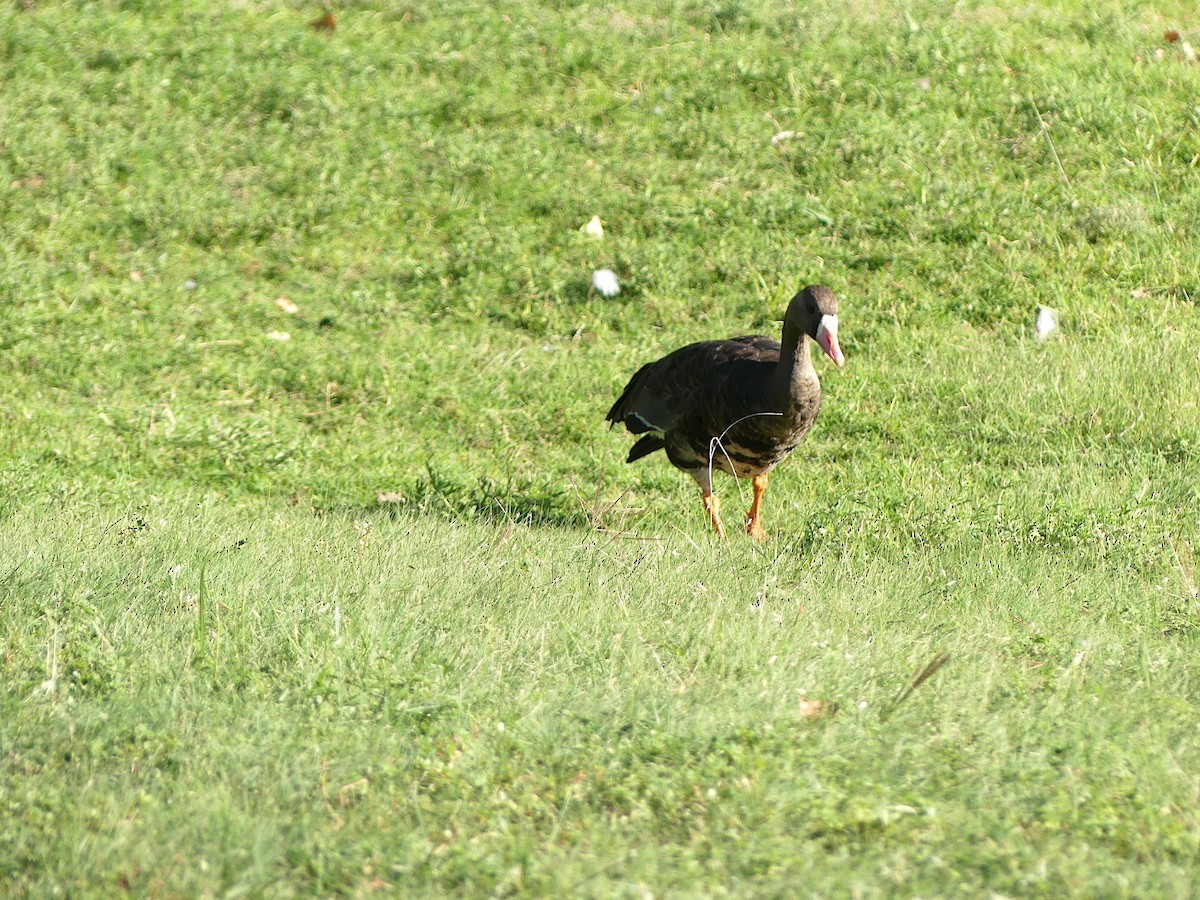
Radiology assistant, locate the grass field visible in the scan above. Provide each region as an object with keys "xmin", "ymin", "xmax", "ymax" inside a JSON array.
[{"xmin": 3, "ymin": 0, "xmax": 1200, "ymax": 895}]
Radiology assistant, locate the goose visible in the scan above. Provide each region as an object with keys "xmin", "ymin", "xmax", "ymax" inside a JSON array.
[{"xmin": 606, "ymin": 284, "xmax": 845, "ymax": 540}]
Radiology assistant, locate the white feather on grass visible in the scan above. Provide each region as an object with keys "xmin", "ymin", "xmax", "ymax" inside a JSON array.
[
  {"xmin": 583, "ymin": 215, "xmax": 604, "ymax": 238},
  {"xmin": 1036, "ymin": 305, "xmax": 1059, "ymax": 341},
  {"xmin": 592, "ymin": 269, "xmax": 620, "ymax": 297}
]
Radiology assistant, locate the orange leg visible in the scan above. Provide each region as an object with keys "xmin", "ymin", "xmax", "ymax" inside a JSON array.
[
  {"xmin": 702, "ymin": 491, "xmax": 727, "ymax": 539},
  {"xmin": 746, "ymin": 473, "xmax": 769, "ymax": 542}
]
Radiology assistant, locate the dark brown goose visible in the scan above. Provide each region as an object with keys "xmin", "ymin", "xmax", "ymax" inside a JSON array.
[{"xmin": 606, "ymin": 285, "xmax": 845, "ymax": 540}]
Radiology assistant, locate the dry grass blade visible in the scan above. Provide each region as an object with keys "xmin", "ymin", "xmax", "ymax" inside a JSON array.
[
  {"xmin": 885, "ymin": 652, "xmax": 951, "ymax": 717},
  {"xmin": 1031, "ymin": 97, "xmax": 1070, "ymax": 186},
  {"xmin": 570, "ymin": 474, "xmax": 642, "ymax": 537},
  {"xmin": 1169, "ymin": 536, "xmax": 1197, "ymax": 599},
  {"xmin": 493, "ymin": 521, "xmax": 516, "ymax": 548}
]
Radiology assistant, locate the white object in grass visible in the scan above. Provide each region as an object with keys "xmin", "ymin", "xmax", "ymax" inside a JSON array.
[
  {"xmin": 592, "ymin": 269, "xmax": 620, "ymax": 297},
  {"xmin": 583, "ymin": 215, "xmax": 604, "ymax": 238},
  {"xmin": 1035, "ymin": 305, "xmax": 1058, "ymax": 341}
]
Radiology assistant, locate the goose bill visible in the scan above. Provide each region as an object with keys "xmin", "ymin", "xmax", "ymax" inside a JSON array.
[{"xmin": 816, "ymin": 315, "xmax": 845, "ymax": 367}]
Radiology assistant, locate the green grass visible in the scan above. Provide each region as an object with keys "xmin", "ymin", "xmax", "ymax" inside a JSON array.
[{"xmin": 2, "ymin": 0, "xmax": 1200, "ymax": 895}]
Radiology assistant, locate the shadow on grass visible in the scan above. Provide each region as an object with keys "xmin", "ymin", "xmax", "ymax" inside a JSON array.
[{"xmin": 322, "ymin": 464, "xmax": 594, "ymax": 531}]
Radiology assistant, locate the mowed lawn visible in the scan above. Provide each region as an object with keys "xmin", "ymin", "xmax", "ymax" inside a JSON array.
[{"xmin": 2, "ymin": 0, "xmax": 1200, "ymax": 895}]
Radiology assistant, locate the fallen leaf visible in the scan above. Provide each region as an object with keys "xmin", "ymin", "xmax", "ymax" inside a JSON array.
[
  {"xmin": 1165, "ymin": 29, "xmax": 1181, "ymax": 43},
  {"xmin": 797, "ymin": 699, "xmax": 839, "ymax": 720},
  {"xmin": 310, "ymin": 11, "xmax": 336, "ymax": 31}
]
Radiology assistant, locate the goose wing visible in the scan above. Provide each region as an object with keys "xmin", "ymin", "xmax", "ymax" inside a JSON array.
[{"xmin": 606, "ymin": 336, "xmax": 781, "ymax": 436}]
